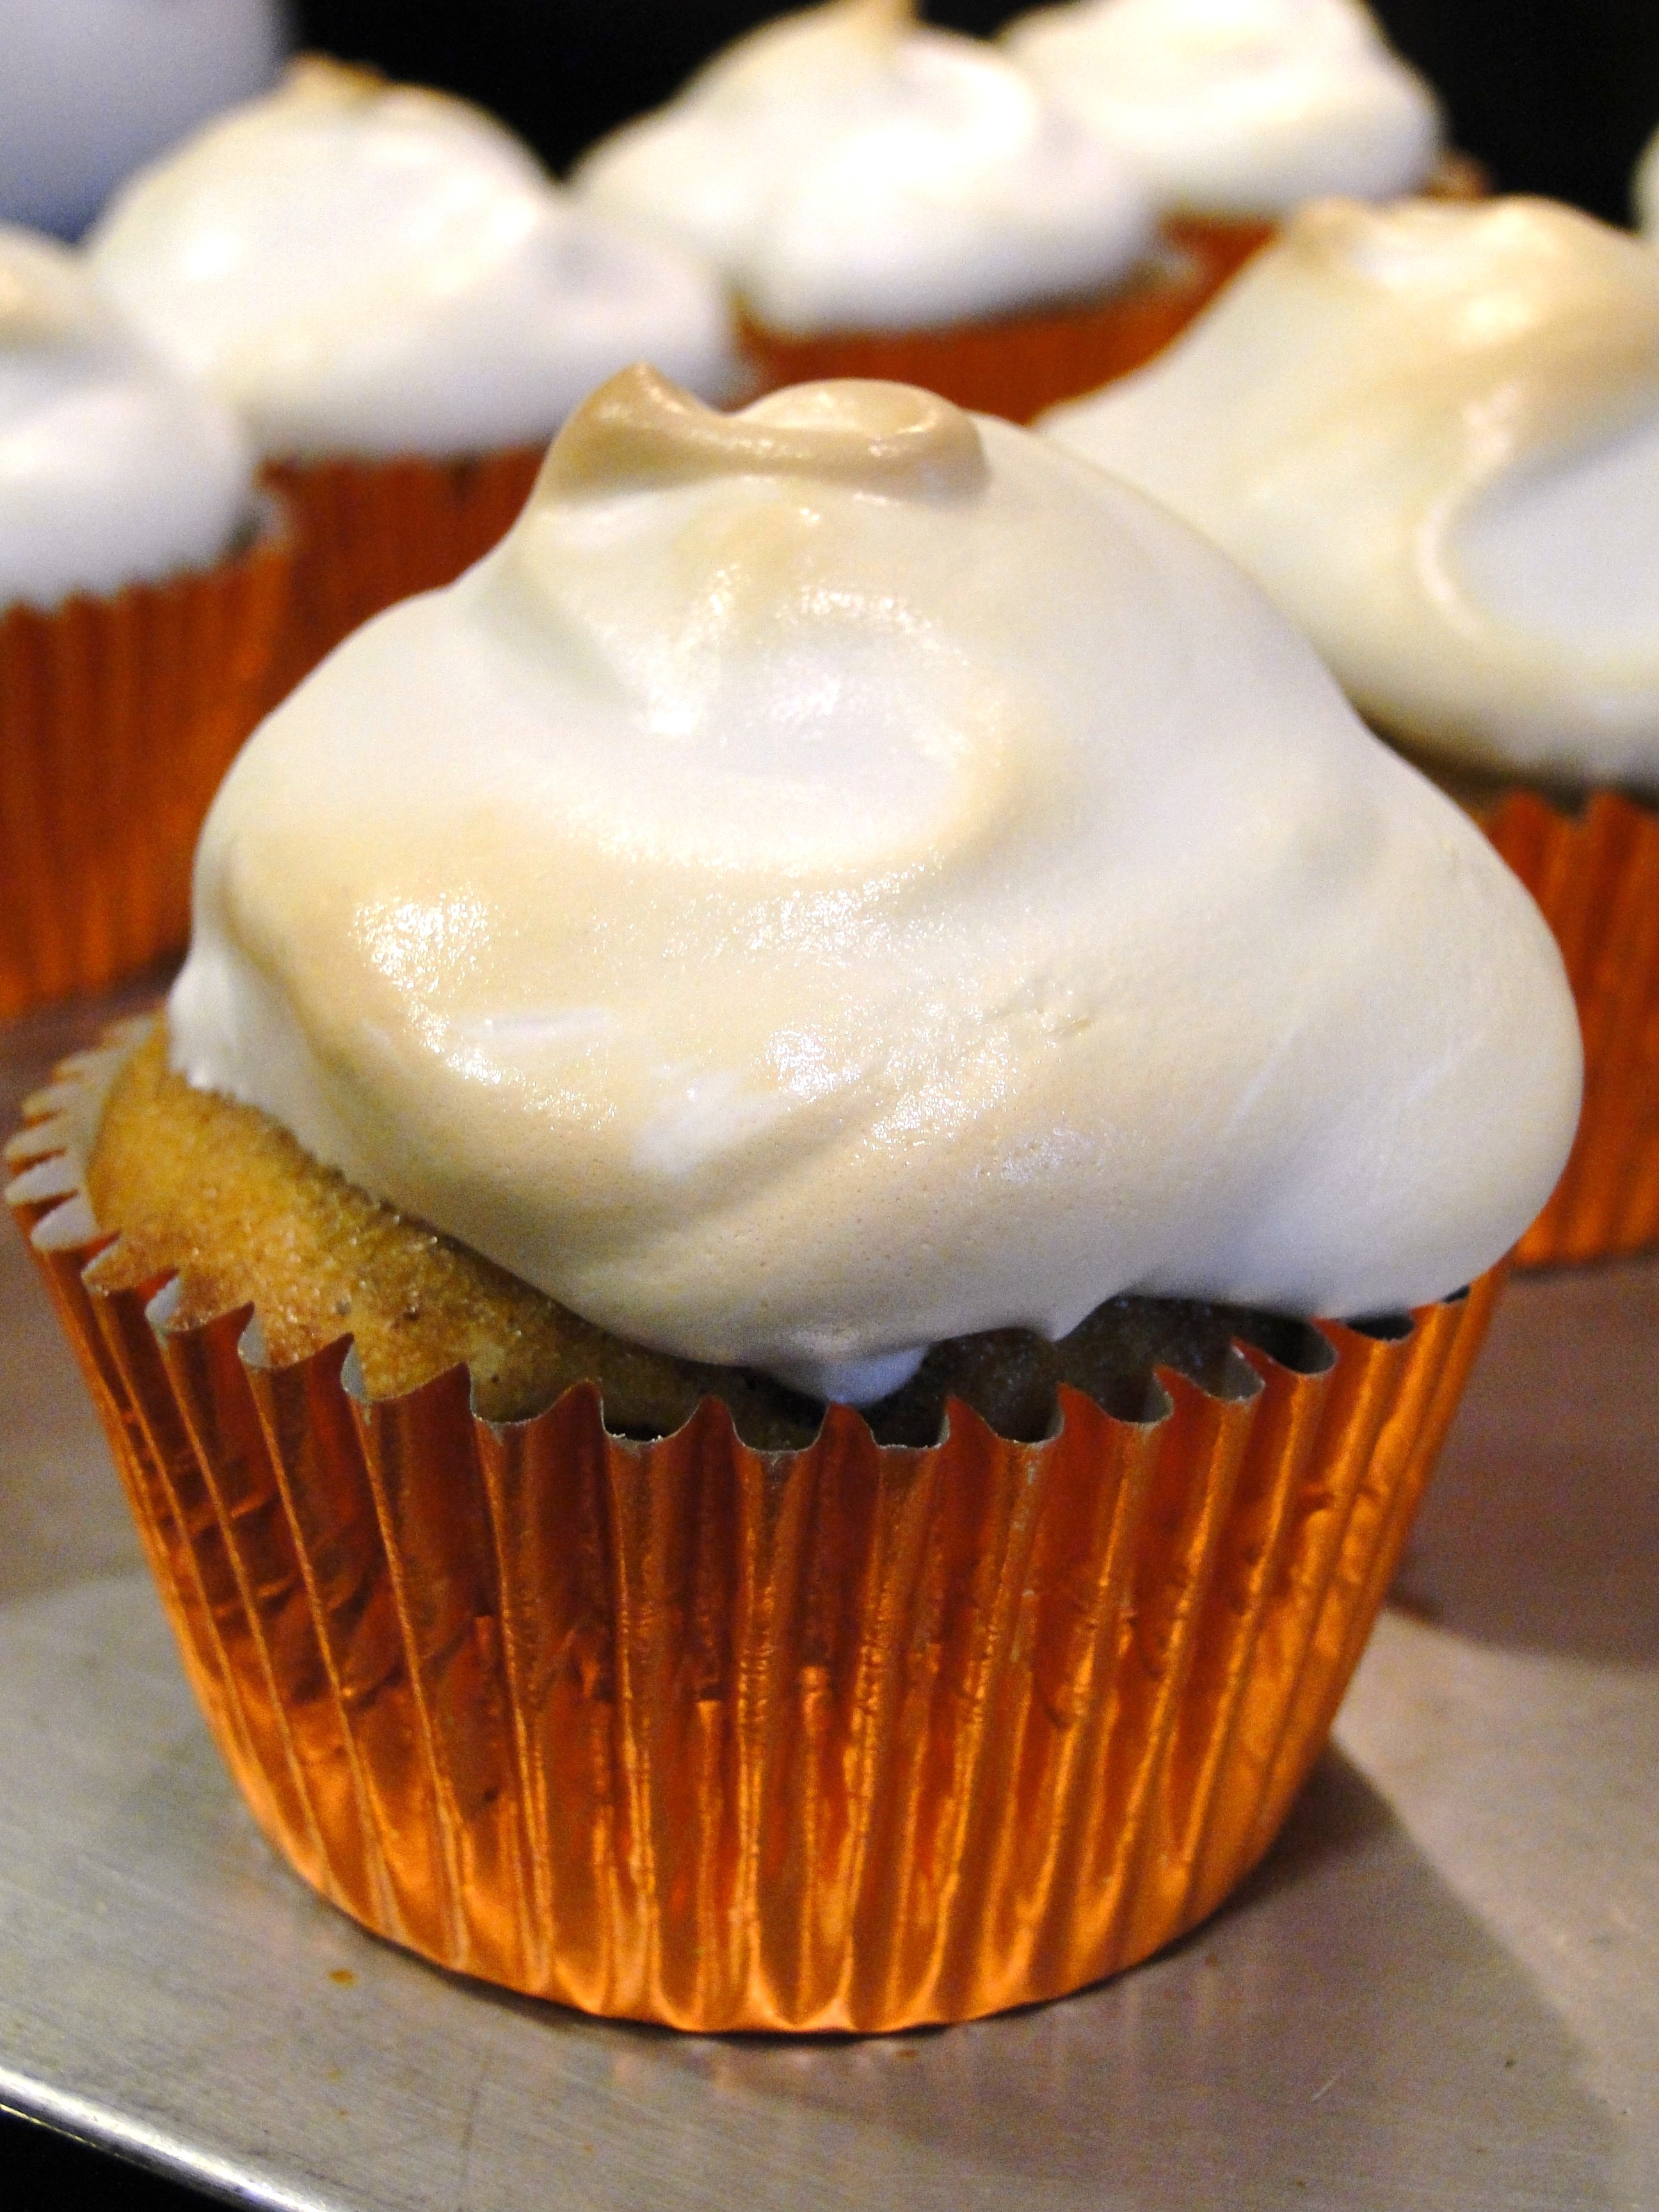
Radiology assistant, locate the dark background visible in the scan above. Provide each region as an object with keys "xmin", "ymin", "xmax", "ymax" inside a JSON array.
[
  {"xmin": 8, "ymin": 2, "xmax": 1659, "ymax": 2204},
  {"xmin": 289, "ymin": 1, "xmax": 1659, "ymax": 224}
]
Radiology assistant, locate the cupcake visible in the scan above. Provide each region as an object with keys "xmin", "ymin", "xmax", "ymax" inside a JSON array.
[
  {"xmin": 9, "ymin": 369, "xmax": 1578, "ymax": 2031},
  {"xmin": 1043, "ymin": 195, "xmax": 1659, "ymax": 1264},
  {"xmin": 85, "ymin": 58, "xmax": 739, "ymax": 691},
  {"xmin": 0, "ymin": 0, "xmax": 285, "ymax": 239},
  {"xmin": 571, "ymin": 0, "xmax": 1190, "ymax": 421},
  {"xmin": 0, "ymin": 222, "xmax": 288, "ymax": 1017},
  {"xmin": 1002, "ymin": 0, "xmax": 1471, "ymax": 300}
]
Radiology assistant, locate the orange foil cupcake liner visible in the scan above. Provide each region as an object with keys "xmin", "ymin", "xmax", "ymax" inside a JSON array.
[
  {"xmin": 263, "ymin": 446, "xmax": 543, "ymax": 696},
  {"xmin": 1485, "ymin": 788, "xmax": 1659, "ymax": 1267},
  {"xmin": 0, "ymin": 517, "xmax": 291, "ymax": 1020},
  {"xmin": 8, "ymin": 1037, "xmax": 1499, "ymax": 2032}
]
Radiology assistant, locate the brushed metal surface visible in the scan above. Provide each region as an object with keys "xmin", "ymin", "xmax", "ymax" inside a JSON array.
[{"xmin": 2, "ymin": 990, "xmax": 1656, "ymax": 2211}]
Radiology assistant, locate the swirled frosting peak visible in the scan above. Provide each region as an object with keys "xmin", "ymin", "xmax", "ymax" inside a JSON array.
[
  {"xmin": 170, "ymin": 367, "xmax": 1580, "ymax": 1402},
  {"xmin": 1003, "ymin": 0, "xmax": 1443, "ymax": 216},
  {"xmin": 84, "ymin": 58, "xmax": 737, "ymax": 460},
  {"xmin": 572, "ymin": 0, "xmax": 1153, "ymax": 334},
  {"xmin": 0, "ymin": 222, "xmax": 251, "ymax": 609},
  {"xmin": 1045, "ymin": 196, "xmax": 1659, "ymax": 785}
]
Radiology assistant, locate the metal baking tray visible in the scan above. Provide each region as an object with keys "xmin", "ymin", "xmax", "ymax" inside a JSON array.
[{"xmin": 2, "ymin": 988, "xmax": 1655, "ymax": 2211}]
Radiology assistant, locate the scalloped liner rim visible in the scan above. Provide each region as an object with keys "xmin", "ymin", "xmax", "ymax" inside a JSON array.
[{"xmin": 2, "ymin": 1014, "xmax": 1427, "ymax": 1456}]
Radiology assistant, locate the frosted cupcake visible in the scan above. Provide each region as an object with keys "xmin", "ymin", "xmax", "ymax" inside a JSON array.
[
  {"xmin": 10, "ymin": 370, "xmax": 1577, "ymax": 2030},
  {"xmin": 86, "ymin": 58, "xmax": 738, "ymax": 688},
  {"xmin": 0, "ymin": 223, "xmax": 287, "ymax": 1015},
  {"xmin": 1004, "ymin": 0, "xmax": 1469, "ymax": 303},
  {"xmin": 572, "ymin": 0, "xmax": 1188, "ymax": 421},
  {"xmin": 1044, "ymin": 195, "xmax": 1659, "ymax": 1262}
]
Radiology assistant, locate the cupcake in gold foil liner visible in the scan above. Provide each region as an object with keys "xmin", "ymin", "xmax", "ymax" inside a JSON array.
[
  {"xmin": 0, "ymin": 511, "xmax": 291, "ymax": 1020},
  {"xmin": 262, "ymin": 445, "xmax": 543, "ymax": 698},
  {"xmin": 1482, "ymin": 789, "xmax": 1659, "ymax": 1268},
  {"xmin": 8, "ymin": 1025, "xmax": 1501, "ymax": 2033}
]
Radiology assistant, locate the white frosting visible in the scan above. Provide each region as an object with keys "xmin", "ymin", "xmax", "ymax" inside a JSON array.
[
  {"xmin": 1043, "ymin": 198, "xmax": 1659, "ymax": 787},
  {"xmin": 84, "ymin": 59, "xmax": 738, "ymax": 461},
  {"xmin": 1003, "ymin": 0, "xmax": 1442, "ymax": 218},
  {"xmin": 169, "ymin": 368, "xmax": 1580, "ymax": 1403},
  {"xmin": 0, "ymin": 0, "xmax": 285, "ymax": 239},
  {"xmin": 572, "ymin": 0, "xmax": 1153, "ymax": 336},
  {"xmin": 0, "ymin": 224, "xmax": 252, "ymax": 611},
  {"xmin": 1637, "ymin": 127, "xmax": 1659, "ymax": 237}
]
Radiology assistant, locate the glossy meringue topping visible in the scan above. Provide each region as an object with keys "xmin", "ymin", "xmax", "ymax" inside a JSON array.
[
  {"xmin": 1003, "ymin": 0, "xmax": 1443, "ymax": 217},
  {"xmin": 1043, "ymin": 196, "xmax": 1659, "ymax": 785},
  {"xmin": 573, "ymin": 0, "xmax": 1153, "ymax": 335},
  {"xmin": 84, "ymin": 58, "xmax": 737, "ymax": 460},
  {"xmin": 0, "ymin": 221, "xmax": 251, "ymax": 609},
  {"xmin": 543, "ymin": 363, "xmax": 988, "ymax": 497},
  {"xmin": 170, "ymin": 367, "xmax": 1579, "ymax": 1402}
]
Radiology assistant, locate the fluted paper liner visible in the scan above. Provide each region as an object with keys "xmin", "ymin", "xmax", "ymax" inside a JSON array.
[
  {"xmin": 1486, "ymin": 789, "xmax": 1659, "ymax": 1267},
  {"xmin": 263, "ymin": 447, "xmax": 543, "ymax": 696},
  {"xmin": 0, "ymin": 519, "xmax": 290, "ymax": 1018},
  {"xmin": 8, "ymin": 1032, "xmax": 1498, "ymax": 2031}
]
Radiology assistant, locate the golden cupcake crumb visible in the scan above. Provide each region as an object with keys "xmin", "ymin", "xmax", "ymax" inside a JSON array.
[{"xmin": 88, "ymin": 1026, "xmax": 1322, "ymax": 1444}]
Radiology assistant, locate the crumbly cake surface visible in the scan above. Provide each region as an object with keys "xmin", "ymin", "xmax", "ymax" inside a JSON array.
[{"xmin": 85, "ymin": 1025, "xmax": 1328, "ymax": 1447}]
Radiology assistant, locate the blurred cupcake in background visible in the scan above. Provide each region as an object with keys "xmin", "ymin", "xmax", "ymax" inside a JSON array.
[
  {"xmin": 0, "ymin": 0, "xmax": 287, "ymax": 238},
  {"xmin": 0, "ymin": 223, "xmax": 288, "ymax": 1017},
  {"xmin": 572, "ymin": 0, "xmax": 1207, "ymax": 422},
  {"xmin": 86, "ymin": 57, "xmax": 738, "ymax": 689},
  {"xmin": 1002, "ymin": 0, "xmax": 1471, "ymax": 299},
  {"xmin": 1044, "ymin": 195, "xmax": 1659, "ymax": 1264}
]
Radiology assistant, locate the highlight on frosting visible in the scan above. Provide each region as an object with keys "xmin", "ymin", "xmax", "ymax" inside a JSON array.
[
  {"xmin": 169, "ymin": 365, "xmax": 1579, "ymax": 1404},
  {"xmin": 1002, "ymin": 0, "xmax": 1443, "ymax": 217},
  {"xmin": 84, "ymin": 58, "xmax": 738, "ymax": 460},
  {"xmin": 1043, "ymin": 196, "xmax": 1659, "ymax": 787},
  {"xmin": 571, "ymin": 0, "xmax": 1153, "ymax": 335},
  {"xmin": 0, "ymin": 0, "xmax": 285, "ymax": 239},
  {"xmin": 0, "ymin": 222, "xmax": 252, "ymax": 609}
]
